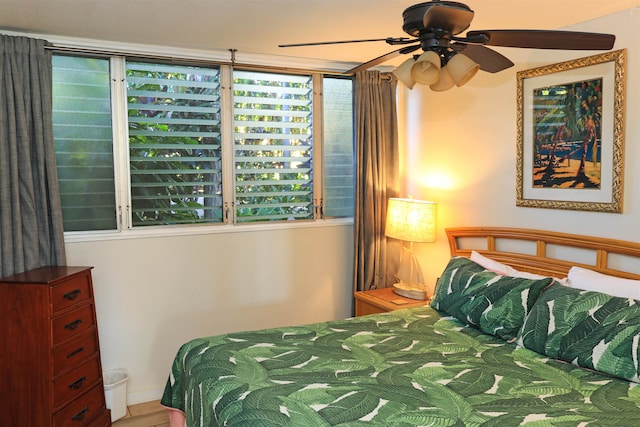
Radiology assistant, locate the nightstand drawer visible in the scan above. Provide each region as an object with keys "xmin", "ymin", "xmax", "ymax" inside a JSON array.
[
  {"xmin": 51, "ymin": 274, "xmax": 92, "ymax": 315},
  {"xmin": 53, "ymin": 356, "xmax": 101, "ymax": 410},
  {"xmin": 354, "ymin": 287, "xmax": 429, "ymax": 316},
  {"xmin": 53, "ymin": 329, "xmax": 99, "ymax": 375},
  {"xmin": 355, "ymin": 299, "xmax": 388, "ymax": 316},
  {"xmin": 52, "ymin": 304, "xmax": 95, "ymax": 343}
]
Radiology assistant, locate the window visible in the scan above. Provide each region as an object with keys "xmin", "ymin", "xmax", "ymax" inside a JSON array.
[
  {"xmin": 127, "ymin": 62, "xmax": 223, "ymax": 226},
  {"xmin": 233, "ymin": 71, "xmax": 313, "ymax": 222},
  {"xmin": 52, "ymin": 54, "xmax": 354, "ymax": 233},
  {"xmin": 52, "ymin": 55, "xmax": 116, "ymax": 231},
  {"xmin": 323, "ymin": 77, "xmax": 355, "ymax": 218}
]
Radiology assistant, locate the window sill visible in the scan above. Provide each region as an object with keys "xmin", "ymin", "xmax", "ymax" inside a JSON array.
[{"xmin": 63, "ymin": 218, "xmax": 354, "ymax": 244}]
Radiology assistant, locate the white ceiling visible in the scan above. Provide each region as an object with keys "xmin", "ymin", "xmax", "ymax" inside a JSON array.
[{"xmin": 2, "ymin": 0, "xmax": 639, "ymax": 70}]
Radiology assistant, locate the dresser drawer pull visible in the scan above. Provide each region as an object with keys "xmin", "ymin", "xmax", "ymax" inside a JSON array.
[
  {"xmin": 64, "ymin": 319, "xmax": 83, "ymax": 331},
  {"xmin": 67, "ymin": 346, "xmax": 85, "ymax": 358},
  {"xmin": 69, "ymin": 376, "xmax": 87, "ymax": 390},
  {"xmin": 71, "ymin": 407, "xmax": 89, "ymax": 422},
  {"xmin": 63, "ymin": 289, "xmax": 82, "ymax": 300}
]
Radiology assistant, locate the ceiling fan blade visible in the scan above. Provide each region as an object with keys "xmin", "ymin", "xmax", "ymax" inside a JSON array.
[
  {"xmin": 279, "ymin": 37, "xmax": 413, "ymax": 48},
  {"xmin": 466, "ymin": 29, "xmax": 615, "ymax": 50},
  {"xmin": 452, "ymin": 43, "xmax": 514, "ymax": 73},
  {"xmin": 346, "ymin": 46, "xmax": 414, "ymax": 74}
]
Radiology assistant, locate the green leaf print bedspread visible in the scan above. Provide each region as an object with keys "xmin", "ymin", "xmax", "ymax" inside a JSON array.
[{"xmin": 161, "ymin": 307, "xmax": 640, "ymax": 426}]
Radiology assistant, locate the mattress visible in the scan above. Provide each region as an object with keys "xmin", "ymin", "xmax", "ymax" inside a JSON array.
[{"xmin": 161, "ymin": 306, "xmax": 640, "ymax": 426}]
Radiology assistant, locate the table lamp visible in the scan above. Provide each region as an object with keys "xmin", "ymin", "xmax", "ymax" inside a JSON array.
[{"xmin": 385, "ymin": 197, "xmax": 436, "ymax": 300}]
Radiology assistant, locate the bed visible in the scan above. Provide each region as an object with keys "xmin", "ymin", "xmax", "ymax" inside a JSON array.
[{"xmin": 161, "ymin": 227, "xmax": 640, "ymax": 426}]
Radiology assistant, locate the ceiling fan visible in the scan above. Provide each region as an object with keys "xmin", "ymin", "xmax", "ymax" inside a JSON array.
[{"xmin": 279, "ymin": 1, "xmax": 615, "ymax": 91}]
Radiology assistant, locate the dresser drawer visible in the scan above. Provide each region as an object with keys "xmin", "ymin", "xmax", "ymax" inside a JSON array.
[
  {"xmin": 53, "ymin": 383, "xmax": 108, "ymax": 427},
  {"xmin": 53, "ymin": 329, "xmax": 99, "ymax": 375},
  {"xmin": 51, "ymin": 274, "xmax": 92, "ymax": 315},
  {"xmin": 53, "ymin": 356, "xmax": 102, "ymax": 410},
  {"xmin": 52, "ymin": 304, "xmax": 95, "ymax": 343},
  {"xmin": 87, "ymin": 410, "xmax": 112, "ymax": 427}
]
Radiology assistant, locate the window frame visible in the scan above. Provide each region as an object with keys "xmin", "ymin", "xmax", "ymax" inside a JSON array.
[{"xmin": 54, "ymin": 54, "xmax": 354, "ymax": 243}]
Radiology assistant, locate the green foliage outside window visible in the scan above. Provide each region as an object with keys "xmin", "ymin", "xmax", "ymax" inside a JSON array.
[
  {"xmin": 233, "ymin": 72, "xmax": 314, "ymax": 222},
  {"xmin": 126, "ymin": 63, "xmax": 223, "ymax": 226}
]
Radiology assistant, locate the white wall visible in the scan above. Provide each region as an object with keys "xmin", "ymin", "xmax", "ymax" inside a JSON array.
[
  {"xmin": 397, "ymin": 8, "xmax": 640, "ymax": 295},
  {"xmin": 66, "ymin": 223, "xmax": 354, "ymax": 404}
]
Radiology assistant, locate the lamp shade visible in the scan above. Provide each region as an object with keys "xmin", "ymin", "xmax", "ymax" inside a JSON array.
[
  {"xmin": 447, "ymin": 53, "xmax": 480, "ymax": 87},
  {"xmin": 429, "ymin": 66, "xmax": 455, "ymax": 91},
  {"xmin": 410, "ymin": 51, "xmax": 441, "ymax": 85},
  {"xmin": 392, "ymin": 57, "xmax": 417, "ymax": 89},
  {"xmin": 385, "ymin": 198, "xmax": 436, "ymax": 243}
]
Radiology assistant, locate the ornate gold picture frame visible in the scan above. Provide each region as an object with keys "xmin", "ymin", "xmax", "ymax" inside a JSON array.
[{"xmin": 516, "ymin": 49, "xmax": 626, "ymax": 212}]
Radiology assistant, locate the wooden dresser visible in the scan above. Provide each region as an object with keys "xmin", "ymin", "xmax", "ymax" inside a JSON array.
[{"xmin": 0, "ymin": 266, "xmax": 111, "ymax": 426}]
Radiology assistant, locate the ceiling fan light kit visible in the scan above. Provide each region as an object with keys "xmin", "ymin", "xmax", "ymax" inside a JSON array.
[
  {"xmin": 429, "ymin": 66, "xmax": 455, "ymax": 91},
  {"xmin": 447, "ymin": 52, "xmax": 480, "ymax": 86},
  {"xmin": 410, "ymin": 50, "xmax": 441, "ymax": 84},
  {"xmin": 279, "ymin": 1, "xmax": 616, "ymax": 92},
  {"xmin": 391, "ymin": 57, "xmax": 418, "ymax": 88},
  {"xmin": 394, "ymin": 50, "xmax": 479, "ymax": 90}
]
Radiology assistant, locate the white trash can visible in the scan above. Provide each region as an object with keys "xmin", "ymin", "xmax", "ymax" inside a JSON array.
[{"xmin": 103, "ymin": 369, "xmax": 128, "ymax": 422}]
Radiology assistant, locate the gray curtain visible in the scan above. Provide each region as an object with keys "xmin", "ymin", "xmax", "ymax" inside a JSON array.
[
  {"xmin": 353, "ymin": 71, "xmax": 399, "ymax": 293},
  {"xmin": 0, "ymin": 35, "xmax": 66, "ymax": 277}
]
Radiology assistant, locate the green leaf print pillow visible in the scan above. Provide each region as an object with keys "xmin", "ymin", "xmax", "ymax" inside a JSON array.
[
  {"xmin": 431, "ymin": 257, "xmax": 552, "ymax": 341},
  {"xmin": 518, "ymin": 283, "xmax": 640, "ymax": 382}
]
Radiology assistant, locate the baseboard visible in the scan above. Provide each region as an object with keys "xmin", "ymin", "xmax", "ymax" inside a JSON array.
[{"xmin": 127, "ymin": 387, "xmax": 165, "ymax": 406}]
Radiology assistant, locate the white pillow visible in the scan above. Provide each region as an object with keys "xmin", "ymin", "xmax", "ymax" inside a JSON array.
[
  {"xmin": 567, "ymin": 266, "xmax": 640, "ymax": 300},
  {"xmin": 470, "ymin": 250, "xmax": 510, "ymax": 274},
  {"xmin": 470, "ymin": 251, "xmax": 568, "ymax": 285}
]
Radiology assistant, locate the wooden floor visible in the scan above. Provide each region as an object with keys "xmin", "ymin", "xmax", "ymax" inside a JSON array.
[{"xmin": 112, "ymin": 400, "xmax": 169, "ymax": 427}]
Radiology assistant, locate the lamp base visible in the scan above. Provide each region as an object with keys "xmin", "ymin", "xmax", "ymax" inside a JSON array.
[{"xmin": 392, "ymin": 282, "xmax": 427, "ymax": 300}]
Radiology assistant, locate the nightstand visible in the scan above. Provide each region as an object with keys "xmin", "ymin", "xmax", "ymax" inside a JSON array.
[{"xmin": 354, "ymin": 287, "xmax": 429, "ymax": 316}]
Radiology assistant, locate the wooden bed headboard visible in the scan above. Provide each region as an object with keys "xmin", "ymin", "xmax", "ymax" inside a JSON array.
[{"xmin": 446, "ymin": 227, "xmax": 640, "ymax": 280}]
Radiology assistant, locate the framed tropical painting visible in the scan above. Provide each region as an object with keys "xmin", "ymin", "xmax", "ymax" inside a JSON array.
[{"xmin": 516, "ymin": 49, "xmax": 626, "ymax": 212}]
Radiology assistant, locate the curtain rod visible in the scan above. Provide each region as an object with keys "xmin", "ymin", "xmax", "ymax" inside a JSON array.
[
  {"xmin": 46, "ymin": 43, "xmax": 231, "ymax": 66},
  {"xmin": 45, "ymin": 43, "xmax": 353, "ymax": 77}
]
